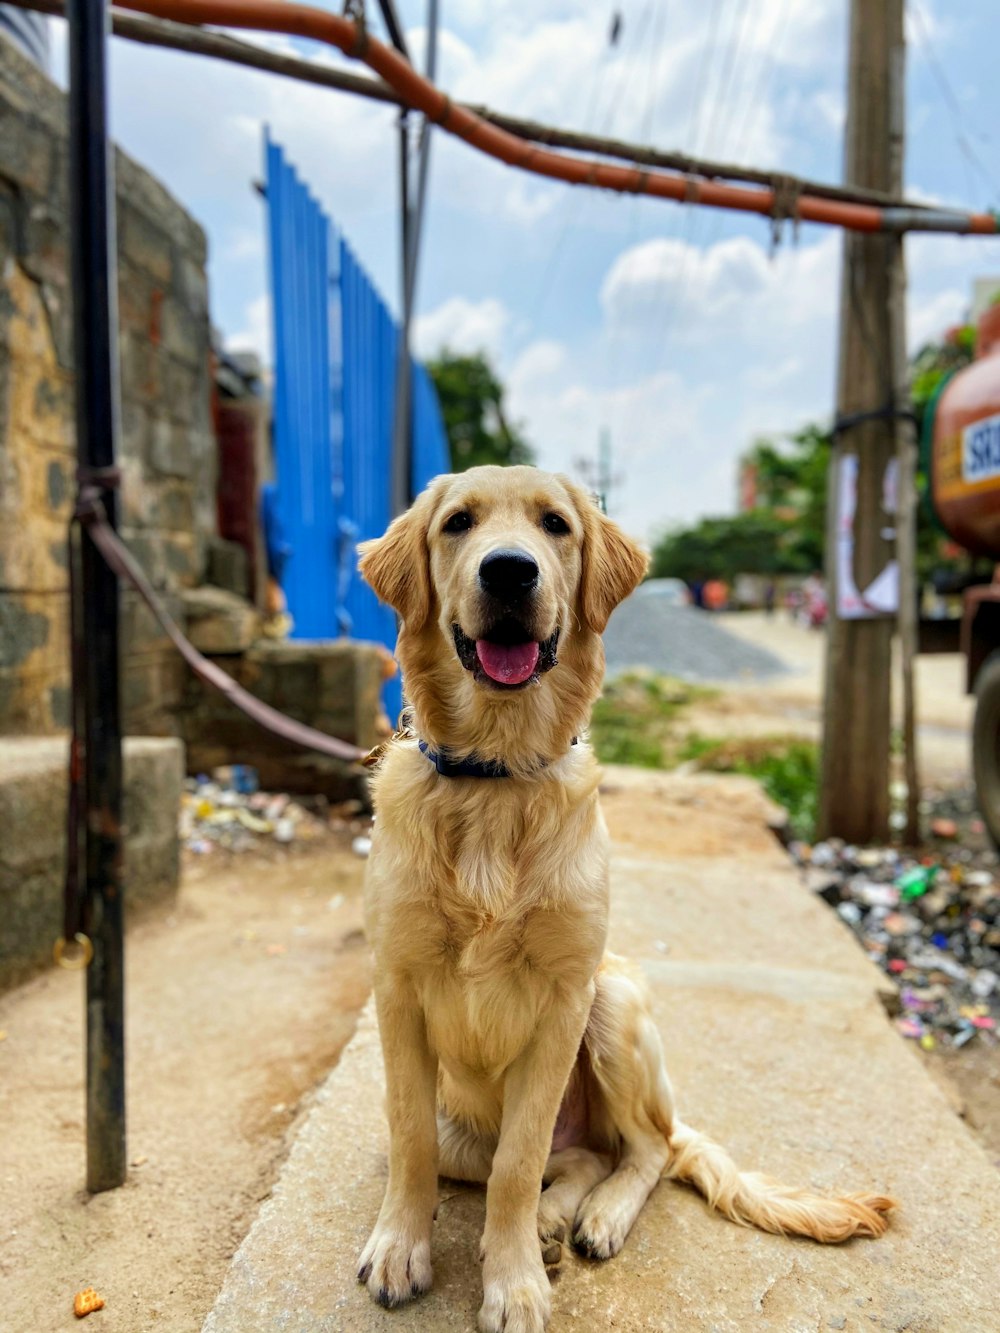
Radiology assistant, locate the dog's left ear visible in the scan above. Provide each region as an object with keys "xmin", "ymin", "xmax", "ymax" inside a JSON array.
[
  {"xmin": 563, "ymin": 478, "xmax": 649, "ymax": 632},
  {"xmin": 358, "ymin": 486, "xmax": 437, "ymax": 630}
]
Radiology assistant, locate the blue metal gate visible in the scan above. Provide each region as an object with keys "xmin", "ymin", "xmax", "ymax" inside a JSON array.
[{"xmin": 265, "ymin": 134, "xmax": 450, "ymax": 718}]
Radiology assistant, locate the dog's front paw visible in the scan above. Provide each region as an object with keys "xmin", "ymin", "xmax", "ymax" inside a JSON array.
[
  {"xmin": 357, "ymin": 1222, "xmax": 432, "ymax": 1308},
  {"xmin": 478, "ymin": 1250, "xmax": 551, "ymax": 1333}
]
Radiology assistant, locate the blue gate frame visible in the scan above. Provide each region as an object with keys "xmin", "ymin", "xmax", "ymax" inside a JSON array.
[{"xmin": 265, "ymin": 133, "xmax": 450, "ymax": 717}]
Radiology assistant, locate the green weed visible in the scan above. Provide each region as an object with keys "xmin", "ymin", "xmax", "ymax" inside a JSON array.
[
  {"xmin": 590, "ymin": 672, "xmax": 715, "ymax": 769},
  {"xmin": 681, "ymin": 735, "xmax": 820, "ymax": 840}
]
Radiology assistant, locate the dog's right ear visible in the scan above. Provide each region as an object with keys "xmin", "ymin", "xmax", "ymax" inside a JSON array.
[{"xmin": 358, "ymin": 491, "xmax": 433, "ymax": 630}]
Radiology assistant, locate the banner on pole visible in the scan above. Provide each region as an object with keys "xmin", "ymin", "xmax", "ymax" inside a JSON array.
[{"xmin": 835, "ymin": 453, "xmax": 899, "ymax": 619}]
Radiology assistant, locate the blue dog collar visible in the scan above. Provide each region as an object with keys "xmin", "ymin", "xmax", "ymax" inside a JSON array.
[{"xmin": 417, "ymin": 737, "xmax": 576, "ymax": 779}]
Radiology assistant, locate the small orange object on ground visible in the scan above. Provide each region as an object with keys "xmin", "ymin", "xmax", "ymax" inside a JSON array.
[{"xmin": 73, "ymin": 1288, "xmax": 105, "ymax": 1318}]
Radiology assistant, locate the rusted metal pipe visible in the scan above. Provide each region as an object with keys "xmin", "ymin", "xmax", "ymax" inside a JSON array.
[{"xmin": 112, "ymin": 0, "xmax": 998, "ymax": 236}]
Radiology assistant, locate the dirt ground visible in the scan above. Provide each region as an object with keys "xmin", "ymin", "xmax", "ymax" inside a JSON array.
[
  {"xmin": 1, "ymin": 620, "xmax": 994, "ymax": 1331},
  {"xmin": 709, "ymin": 612, "xmax": 974, "ymax": 786},
  {"xmin": 0, "ymin": 832, "xmax": 371, "ymax": 1333}
]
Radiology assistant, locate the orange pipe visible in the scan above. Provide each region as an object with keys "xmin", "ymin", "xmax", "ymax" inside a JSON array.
[{"xmin": 119, "ymin": 0, "xmax": 998, "ymax": 236}]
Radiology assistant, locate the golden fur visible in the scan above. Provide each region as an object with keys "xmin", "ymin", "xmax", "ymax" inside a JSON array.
[{"xmin": 356, "ymin": 466, "xmax": 893, "ymax": 1333}]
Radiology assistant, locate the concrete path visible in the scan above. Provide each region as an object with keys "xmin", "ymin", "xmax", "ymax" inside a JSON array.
[{"xmin": 203, "ymin": 769, "xmax": 1000, "ymax": 1333}]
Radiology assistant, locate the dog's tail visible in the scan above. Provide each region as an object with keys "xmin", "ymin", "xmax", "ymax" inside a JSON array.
[{"xmin": 663, "ymin": 1118, "xmax": 895, "ymax": 1242}]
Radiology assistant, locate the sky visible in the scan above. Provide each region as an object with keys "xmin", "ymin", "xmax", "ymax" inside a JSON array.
[{"xmin": 49, "ymin": 0, "xmax": 1000, "ymax": 541}]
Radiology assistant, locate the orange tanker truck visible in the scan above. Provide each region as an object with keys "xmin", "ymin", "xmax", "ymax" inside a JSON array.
[{"xmin": 930, "ymin": 302, "xmax": 1000, "ymax": 847}]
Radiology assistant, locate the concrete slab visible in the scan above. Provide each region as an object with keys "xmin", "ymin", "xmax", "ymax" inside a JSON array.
[
  {"xmin": 0, "ymin": 735, "xmax": 183, "ymax": 988},
  {"xmin": 203, "ymin": 772, "xmax": 1000, "ymax": 1333}
]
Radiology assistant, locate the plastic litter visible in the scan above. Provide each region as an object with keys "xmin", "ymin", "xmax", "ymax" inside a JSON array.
[
  {"xmin": 794, "ymin": 802, "xmax": 999, "ymax": 1049},
  {"xmin": 179, "ymin": 767, "xmax": 371, "ymax": 855}
]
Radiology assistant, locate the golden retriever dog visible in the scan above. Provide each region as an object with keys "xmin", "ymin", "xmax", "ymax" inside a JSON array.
[{"xmin": 356, "ymin": 465, "xmax": 893, "ymax": 1333}]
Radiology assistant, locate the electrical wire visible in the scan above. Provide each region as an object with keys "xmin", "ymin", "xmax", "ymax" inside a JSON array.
[{"xmin": 910, "ymin": 0, "xmax": 1000, "ymax": 206}]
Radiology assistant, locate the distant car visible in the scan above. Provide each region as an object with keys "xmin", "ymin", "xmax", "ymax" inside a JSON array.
[{"xmin": 635, "ymin": 578, "xmax": 690, "ymax": 607}]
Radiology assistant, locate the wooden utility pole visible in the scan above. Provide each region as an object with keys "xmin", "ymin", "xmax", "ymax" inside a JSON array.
[{"xmin": 819, "ymin": 0, "xmax": 907, "ymax": 844}]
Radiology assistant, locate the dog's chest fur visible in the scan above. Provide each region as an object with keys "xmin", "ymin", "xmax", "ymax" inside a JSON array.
[{"xmin": 366, "ymin": 745, "xmax": 610, "ymax": 1087}]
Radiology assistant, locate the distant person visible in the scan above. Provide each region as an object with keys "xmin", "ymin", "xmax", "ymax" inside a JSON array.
[
  {"xmin": 703, "ymin": 578, "xmax": 728, "ymax": 611},
  {"xmin": 764, "ymin": 581, "xmax": 777, "ymax": 616},
  {"xmin": 689, "ymin": 579, "xmax": 705, "ymax": 609},
  {"xmin": 803, "ymin": 574, "xmax": 828, "ymax": 629}
]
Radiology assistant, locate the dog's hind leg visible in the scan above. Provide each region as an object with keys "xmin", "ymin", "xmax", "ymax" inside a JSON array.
[
  {"xmin": 436, "ymin": 1113, "xmax": 614, "ymax": 1268},
  {"xmin": 437, "ymin": 1111, "xmax": 495, "ymax": 1184},
  {"xmin": 539, "ymin": 1147, "xmax": 613, "ymax": 1256},
  {"xmin": 570, "ymin": 960, "xmax": 674, "ymax": 1260},
  {"xmin": 579, "ymin": 957, "xmax": 894, "ymax": 1248}
]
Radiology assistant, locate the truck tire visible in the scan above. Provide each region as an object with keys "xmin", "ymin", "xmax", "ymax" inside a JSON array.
[{"xmin": 973, "ymin": 649, "xmax": 1000, "ymax": 850}]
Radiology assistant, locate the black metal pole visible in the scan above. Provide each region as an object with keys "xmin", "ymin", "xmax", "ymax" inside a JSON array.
[
  {"xmin": 384, "ymin": 0, "xmax": 438, "ymax": 516},
  {"xmin": 391, "ymin": 107, "xmax": 413, "ymax": 517},
  {"xmin": 67, "ymin": 0, "xmax": 126, "ymax": 1193}
]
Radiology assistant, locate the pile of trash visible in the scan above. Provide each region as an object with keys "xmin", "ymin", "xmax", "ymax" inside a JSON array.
[
  {"xmin": 180, "ymin": 766, "xmax": 371, "ymax": 857},
  {"xmin": 791, "ymin": 827, "xmax": 999, "ymax": 1052}
]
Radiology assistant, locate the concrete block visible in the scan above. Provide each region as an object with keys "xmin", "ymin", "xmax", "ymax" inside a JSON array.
[
  {"xmin": 206, "ymin": 537, "xmax": 250, "ymax": 599},
  {"xmin": 0, "ymin": 736, "xmax": 183, "ymax": 990},
  {"xmin": 117, "ymin": 259, "xmax": 159, "ymax": 341},
  {"xmin": 20, "ymin": 200, "xmax": 68, "ymax": 289},
  {"xmin": 0, "ymin": 589, "xmax": 54, "ymax": 669},
  {"xmin": 0, "ymin": 177, "xmax": 19, "ymax": 260},
  {"xmin": 174, "ymin": 252, "xmax": 209, "ymax": 320},
  {"xmin": 160, "ymin": 294, "xmax": 207, "ymax": 369},
  {"xmin": 149, "ymin": 415, "xmax": 193, "ymax": 479},
  {"xmin": 0, "ymin": 94, "xmax": 52, "ymax": 194},
  {"xmin": 179, "ymin": 639, "xmax": 383, "ymax": 800},
  {"xmin": 119, "ymin": 330, "xmax": 161, "ymax": 404},
  {"xmin": 181, "ymin": 586, "xmax": 260, "ymax": 655},
  {"xmin": 150, "ymin": 479, "xmax": 195, "ymax": 534},
  {"xmin": 37, "ymin": 279, "xmax": 73, "ymax": 369},
  {"xmin": 162, "ymin": 357, "xmax": 203, "ymax": 426},
  {"xmin": 121, "ymin": 585, "xmax": 184, "ymax": 656},
  {"xmin": 114, "ymin": 147, "xmax": 207, "ymax": 266},
  {"xmin": 119, "ymin": 201, "xmax": 174, "ymax": 286}
]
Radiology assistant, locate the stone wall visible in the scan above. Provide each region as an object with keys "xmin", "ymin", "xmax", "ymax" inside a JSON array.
[{"xmin": 0, "ymin": 33, "xmax": 215, "ymax": 737}]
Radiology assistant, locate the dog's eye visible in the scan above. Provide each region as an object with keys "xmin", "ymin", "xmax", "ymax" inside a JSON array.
[
  {"xmin": 443, "ymin": 511, "xmax": 473, "ymax": 535},
  {"xmin": 542, "ymin": 512, "xmax": 570, "ymax": 535}
]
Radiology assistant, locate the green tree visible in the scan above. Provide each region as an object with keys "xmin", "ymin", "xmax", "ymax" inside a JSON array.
[
  {"xmin": 651, "ymin": 425, "xmax": 831, "ymax": 585},
  {"xmin": 650, "ymin": 511, "xmax": 811, "ymax": 584},
  {"xmin": 426, "ymin": 351, "xmax": 535, "ymax": 471},
  {"xmin": 743, "ymin": 423, "xmax": 831, "ymax": 571}
]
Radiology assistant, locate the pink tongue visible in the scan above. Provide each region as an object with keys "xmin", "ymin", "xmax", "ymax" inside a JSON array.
[{"xmin": 475, "ymin": 639, "xmax": 540, "ymax": 685}]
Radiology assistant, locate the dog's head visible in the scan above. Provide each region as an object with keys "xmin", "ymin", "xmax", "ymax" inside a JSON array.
[{"xmin": 358, "ymin": 465, "xmax": 648, "ymax": 766}]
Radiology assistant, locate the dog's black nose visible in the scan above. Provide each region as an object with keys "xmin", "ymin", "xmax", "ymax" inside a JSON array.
[{"xmin": 479, "ymin": 549, "xmax": 539, "ymax": 600}]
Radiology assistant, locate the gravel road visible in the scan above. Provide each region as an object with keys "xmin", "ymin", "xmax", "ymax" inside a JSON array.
[{"xmin": 604, "ymin": 593, "xmax": 789, "ymax": 683}]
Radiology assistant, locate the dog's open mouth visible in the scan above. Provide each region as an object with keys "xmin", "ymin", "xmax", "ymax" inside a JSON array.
[{"xmin": 452, "ymin": 620, "xmax": 560, "ymax": 688}]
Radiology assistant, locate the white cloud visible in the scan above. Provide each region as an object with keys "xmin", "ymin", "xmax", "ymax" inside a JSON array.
[
  {"xmin": 44, "ymin": 0, "xmax": 1000, "ymax": 544},
  {"xmin": 908, "ymin": 287, "xmax": 968, "ymax": 351},
  {"xmin": 507, "ymin": 350, "xmax": 726, "ymax": 535},
  {"xmin": 508, "ymin": 339, "xmax": 569, "ymax": 391},
  {"xmin": 413, "ymin": 295, "xmax": 510, "ymax": 358},
  {"xmin": 600, "ymin": 231, "xmax": 841, "ymax": 343}
]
